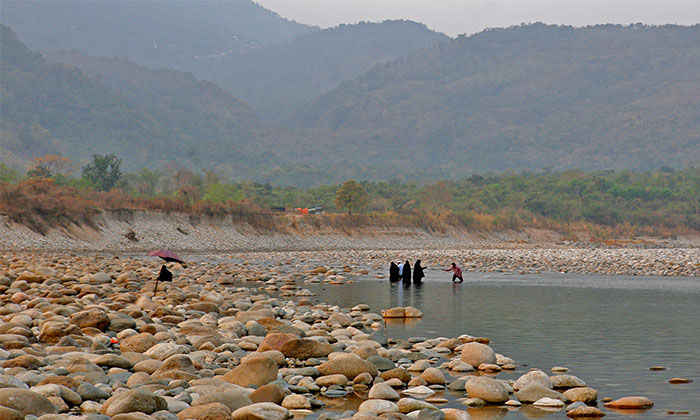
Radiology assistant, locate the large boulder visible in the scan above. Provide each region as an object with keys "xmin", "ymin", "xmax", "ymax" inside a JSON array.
[
  {"xmin": 177, "ymin": 402, "xmax": 232, "ymax": 420},
  {"xmin": 230, "ymin": 402, "xmax": 288, "ymax": 420},
  {"xmin": 70, "ymin": 308, "xmax": 111, "ymax": 331},
  {"xmin": 249, "ymin": 383, "xmax": 285, "ymax": 404},
  {"xmin": 464, "ymin": 377, "xmax": 509, "ymax": 403},
  {"xmin": 191, "ymin": 387, "xmax": 253, "ymax": 412},
  {"xmin": 460, "ymin": 342, "xmax": 496, "ymax": 368},
  {"xmin": 224, "ymin": 355, "xmax": 278, "ymax": 387},
  {"xmin": 100, "ymin": 388, "xmax": 167, "ymax": 416},
  {"xmin": 563, "ymin": 387, "xmax": 598, "ymax": 404},
  {"xmin": 0, "ymin": 406, "xmax": 22, "ymax": 420},
  {"xmin": 551, "ymin": 374, "xmax": 586, "ymax": 389},
  {"xmin": 0, "ymin": 388, "xmax": 58, "ymax": 416},
  {"xmin": 119, "ymin": 333, "xmax": 158, "ymax": 353},
  {"xmin": 279, "ymin": 338, "xmax": 334, "ymax": 359},
  {"xmin": 515, "ymin": 383, "xmax": 566, "ymax": 403},
  {"xmin": 358, "ymin": 399, "xmax": 399, "ymax": 415},
  {"xmin": 257, "ymin": 333, "xmax": 297, "ymax": 352},
  {"xmin": 603, "ymin": 396, "xmax": 654, "ymax": 409},
  {"xmin": 513, "ymin": 369, "xmax": 552, "ymax": 391},
  {"xmin": 317, "ymin": 354, "xmax": 379, "ymax": 378},
  {"xmin": 144, "ymin": 343, "xmax": 189, "ymax": 361}
]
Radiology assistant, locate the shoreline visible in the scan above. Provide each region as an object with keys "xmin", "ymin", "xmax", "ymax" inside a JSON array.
[{"xmin": 2, "ymin": 210, "xmax": 699, "ymax": 277}]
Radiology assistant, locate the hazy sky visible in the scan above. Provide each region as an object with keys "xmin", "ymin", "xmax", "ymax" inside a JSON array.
[{"xmin": 255, "ymin": 0, "xmax": 700, "ymax": 36}]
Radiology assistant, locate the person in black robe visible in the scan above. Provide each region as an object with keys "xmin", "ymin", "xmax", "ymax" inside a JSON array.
[
  {"xmin": 389, "ymin": 262, "xmax": 400, "ymax": 283},
  {"xmin": 413, "ymin": 259, "xmax": 425, "ymax": 284},
  {"xmin": 158, "ymin": 265, "xmax": 173, "ymax": 282},
  {"xmin": 402, "ymin": 260, "xmax": 412, "ymax": 284}
]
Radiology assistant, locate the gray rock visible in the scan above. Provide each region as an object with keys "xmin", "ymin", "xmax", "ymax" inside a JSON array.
[
  {"xmin": 516, "ymin": 383, "xmax": 566, "ymax": 403},
  {"xmin": 464, "ymin": 377, "xmax": 509, "ymax": 403},
  {"xmin": 514, "ymin": 369, "xmax": 552, "ymax": 390},
  {"xmin": 152, "ymin": 411, "xmax": 179, "ymax": 420},
  {"xmin": 417, "ymin": 408, "xmax": 445, "ymax": 420},
  {"xmin": 367, "ymin": 356, "xmax": 395, "ymax": 371}
]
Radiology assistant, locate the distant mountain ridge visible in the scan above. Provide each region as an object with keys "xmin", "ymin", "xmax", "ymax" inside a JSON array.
[
  {"xmin": 0, "ymin": 25, "xmax": 289, "ymax": 173},
  {"xmin": 290, "ymin": 24, "xmax": 700, "ymax": 172},
  {"xmin": 194, "ymin": 20, "xmax": 450, "ymax": 118},
  {"xmin": 0, "ymin": 0, "xmax": 313, "ymax": 69}
]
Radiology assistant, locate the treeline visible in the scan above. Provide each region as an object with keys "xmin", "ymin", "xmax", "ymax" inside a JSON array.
[{"xmin": 3, "ymin": 158, "xmax": 699, "ymax": 236}]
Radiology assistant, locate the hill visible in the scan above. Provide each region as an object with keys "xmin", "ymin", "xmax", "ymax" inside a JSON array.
[
  {"xmin": 289, "ymin": 24, "xmax": 700, "ymax": 173},
  {"xmin": 195, "ymin": 20, "xmax": 449, "ymax": 118},
  {"xmin": 0, "ymin": 25, "xmax": 289, "ymax": 172},
  {"xmin": 0, "ymin": 0, "xmax": 312, "ymax": 70}
]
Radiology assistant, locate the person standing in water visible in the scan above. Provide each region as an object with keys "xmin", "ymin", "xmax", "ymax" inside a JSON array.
[
  {"xmin": 389, "ymin": 262, "xmax": 400, "ymax": 283},
  {"xmin": 444, "ymin": 262, "xmax": 463, "ymax": 282},
  {"xmin": 402, "ymin": 260, "xmax": 412, "ymax": 284},
  {"xmin": 413, "ymin": 259, "xmax": 425, "ymax": 284}
]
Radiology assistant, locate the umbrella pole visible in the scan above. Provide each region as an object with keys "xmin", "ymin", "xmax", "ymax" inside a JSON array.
[{"xmin": 153, "ymin": 278, "xmax": 159, "ymax": 297}]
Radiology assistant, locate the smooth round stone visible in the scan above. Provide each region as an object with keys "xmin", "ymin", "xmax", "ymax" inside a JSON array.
[
  {"xmin": 551, "ymin": 374, "xmax": 586, "ymax": 389},
  {"xmin": 323, "ymin": 388, "xmax": 348, "ymax": 398},
  {"xmin": 668, "ymin": 378, "xmax": 693, "ymax": 384},
  {"xmin": 402, "ymin": 385, "xmax": 435, "ymax": 398},
  {"xmin": 459, "ymin": 343, "xmax": 496, "ymax": 368},
  {"xmin": 514, "ymin": 369, "xmax": 552, "ymax": 390},
  {"xmin": 563, "ymin": 387, "xmax": 598, "ymax": 404},
  {"xmin": 551, "ymin": 366, "xmax": 570, "ymax": 373},
  {"xmin": 358, "ymin": 399, "xmax": 399, "ymax": 415},
  {"xmin": 464, "ymin": 377, "xmax": 509, "ymax": 403},
  {"xmin": 648, "ymin": 366, "xmax": 666, "ymax": 371},
  {"xmin": 566, "ymin": 405, "xmax": 606, "ymax": 418},
  {"xmin": 533, "ymin": 397, "xmax": 566, "ymax": 408},
  {"xmin": 464, "ymin": 398, "xmax": 486, "ymax": 407},
  {"xmin": 368, "ymin": 382, "xmax": 400, "ymax": 400},
  {"xmin": 425, "ymin": 397, "xmax": 448, "ymax": 404},
  {"xmin": 603, "ymin": 396, "xmax": 654, "ymax": 409}
]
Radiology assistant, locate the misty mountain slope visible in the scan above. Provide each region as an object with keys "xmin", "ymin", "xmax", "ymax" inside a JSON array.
[
  {"xmin": 198, "ymin": 20, "xmax": 449, "ymax": 118},
  {"xmin": 0, "ymin": 0, "xmax": 313, "ymax": 70},
  {"xmin": 289, "ymin": 24, "xmax": 700, "ymax": 172},
  {"xmin": 0, "ymin": 25, "xmax": 289, "ymax": 171}
]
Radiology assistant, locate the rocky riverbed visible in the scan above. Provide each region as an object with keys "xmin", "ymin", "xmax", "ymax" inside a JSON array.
[{"xmin": 0, "ymin": 252, "xmax": 665, "ymax": 420}]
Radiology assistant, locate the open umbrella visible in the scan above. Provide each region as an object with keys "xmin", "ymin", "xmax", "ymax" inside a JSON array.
[
  {"xmin": 147, "ymin": 249, "xmax": 185, "ymax": 264},
  {"xmin": 148, "ymin": 250, "xmax": 185, "ymax": 296}
]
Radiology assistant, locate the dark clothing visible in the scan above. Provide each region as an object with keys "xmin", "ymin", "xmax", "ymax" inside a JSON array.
[
  {"xmin": 413, "ymin": 260, "xmax": 425, "ymax": 284},
  {"xmin": 402, "ymin": 261, "xmax": 412, "ymax": 284},
  {"xmin": 389, "ymin": 262, "xmax": 400, "ymax": 283},
  {"xmin": 452, "ymin": 273, "xmax": 463, "ymax": 282},
  {"xmin": 158, "ymin": 265, "xmax": 173, "ymax": 282}
]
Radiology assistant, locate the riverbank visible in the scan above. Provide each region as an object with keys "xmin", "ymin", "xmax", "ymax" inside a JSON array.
[
  {"xmin": 0, "ymin": 252, "xmax": 667, "ymax": 420},
  {"xmin": 2, "ymin": 209, "xmax": 699, "ymax": 277}
]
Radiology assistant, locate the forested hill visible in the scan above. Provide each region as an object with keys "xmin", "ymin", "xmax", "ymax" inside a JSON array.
[
  {"xmin": 195, "ymin": 20, "xmax": 449, "ymax": 118},
  {"xmin": 0, "ymin": 0, "xmax": 312, "ymax": 70},
  {"xmin": 0, "ymin": 25, "xmax": 289, "ymax": 172},
  {"xmin": 290, "ymin": 24, "xmax": 700, "ymax": 172}
]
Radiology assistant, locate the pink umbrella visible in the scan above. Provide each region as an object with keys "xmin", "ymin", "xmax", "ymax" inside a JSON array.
[{"xmin": 147, "ymin": 249, "xmax": 185, "ymax": 264}]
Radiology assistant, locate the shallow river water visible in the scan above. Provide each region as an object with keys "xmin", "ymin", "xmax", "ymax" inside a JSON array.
[{"xmin": 297, "ymin": 268, "xmax": 700, "ymax": 419}]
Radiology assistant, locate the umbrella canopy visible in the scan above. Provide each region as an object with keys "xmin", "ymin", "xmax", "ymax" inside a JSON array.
[{"xmin": 147, "ymin": 249, "xmax": 185, "ymax": 264}]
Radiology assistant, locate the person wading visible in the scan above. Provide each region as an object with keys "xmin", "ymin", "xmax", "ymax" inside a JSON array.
[
  {"xmin": 389, "ymin": 262, "xmax": 400, "ymax": 283},
  {"xmin": 444, "ymin": 262, "xmax": 463, "ymax": 283},
  {"xmin": 402, "ymin": 260, "xmax": 412, "ymax": 284},
  {"xmin": 413, "ymin": 259, "xmax": 426, "ymax": 284}
]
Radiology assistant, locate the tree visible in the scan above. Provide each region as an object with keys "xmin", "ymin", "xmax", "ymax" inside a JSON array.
[
  {"xmin": 138, "ymin": 168, "xmax": 161, "ymax": 196},
  {"xmin": 335, "ymin": 180, "xmax": 369, "ymax": 215},
  {"xmin": 26, "ymin": 154, "xmax": 72, "ymax": 179},
  {"xmin": 82, "ymin": 154, "xmax": 122, "ymax": 191}
]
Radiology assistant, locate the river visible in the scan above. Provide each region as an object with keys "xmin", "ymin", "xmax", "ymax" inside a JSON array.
[{"xmin": 298, "ymin": 269, "xmax": 700, "ymax": 419}]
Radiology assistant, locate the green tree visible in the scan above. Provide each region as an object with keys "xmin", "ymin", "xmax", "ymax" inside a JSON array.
[
  {"xmin": 335, "ymin": 180, "xmax": 369, "ymax": 215},
  {"xmin": 0, "ymin": 163, "xmax": 20, "ymax": 183},
  {"xmin": 138, "ymin": 168, "xmax": 161, "ymax": 196},
  {"xmin": 82, "ymin": 154, "xmax": 122, "ymax": 191}
]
